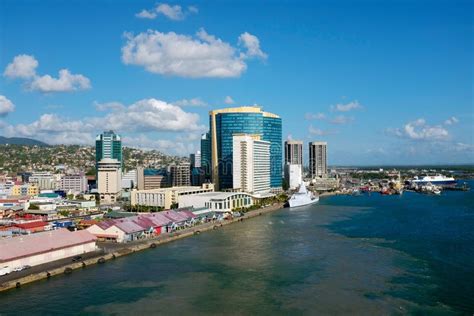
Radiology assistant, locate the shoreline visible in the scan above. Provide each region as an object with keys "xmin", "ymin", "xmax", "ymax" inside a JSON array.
[{"xmin": 0, "ymin": 202, "xmax": 285, "ymax": 293}]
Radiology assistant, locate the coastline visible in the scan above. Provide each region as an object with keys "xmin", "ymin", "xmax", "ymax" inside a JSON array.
[{"xmin": 0, "ymin": 202, "xmax": 285, "ymax": 293}]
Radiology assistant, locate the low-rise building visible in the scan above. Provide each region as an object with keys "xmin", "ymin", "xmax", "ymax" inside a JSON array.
[
  {"xmin": 0, "ymin": 229, "xmax": 97, "ymax": 269},
  {"xmin": 130, "ymin": 184, "xmax": 214, "ymax": 209},
  {"xmin": 179, "ymin": 192, "xmax": 254, "ymax": 212},
  {"xmin": 59, "ymin": 173, "xmax": 88, "ymax": 194}
]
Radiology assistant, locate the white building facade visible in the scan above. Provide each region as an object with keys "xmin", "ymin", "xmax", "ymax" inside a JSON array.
[
  {"xmin": 284, "ymin": 163, "xmax": 303, "ymax": 190},
  {"xmin": 232, "ymin": 134, "xmax": 271, "ymax": 195},
  {"xmin": 97, "ymin": 158, "xmax": 122, "ymax": 204},
  {"xmin": 59, "ymin": 174, "xmax": 87, "ymax": 194}
]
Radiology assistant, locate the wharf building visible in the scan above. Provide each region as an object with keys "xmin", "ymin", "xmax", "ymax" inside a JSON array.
[
  {"xmin": 309, "ymin": 141, "xmax": 328, "ymax": 178},
  {"xmin": 97, "ymin": 158, "xmax": 122, "ymax": 204},
  {"xmin": 209, "ymin": 106, "xmax": 282, "ymax": 191},
  {"xmin": 232, "ymin": 134, "xmax": 271, "ymax": 194},
  {"xmin": 130, "ymin": 183, "xmax": 214, "ymax": 210}
]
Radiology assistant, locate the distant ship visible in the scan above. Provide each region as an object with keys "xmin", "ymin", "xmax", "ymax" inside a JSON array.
[
  {"xmin": 288, "ymin": 183, "xmax": 319, "ymax": 208},
  {"xmin": 411, "ymin": 174, "xmax": 456, "ymax": 186}
]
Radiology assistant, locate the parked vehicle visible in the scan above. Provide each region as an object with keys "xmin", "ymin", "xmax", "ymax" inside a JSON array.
[{"xmin": 0, "ymin": 266, "xmax": 11, "ymax": 276}]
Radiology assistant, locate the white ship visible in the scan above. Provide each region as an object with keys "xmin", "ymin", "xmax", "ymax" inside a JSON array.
[
  {"xmin": 411, "ymin": 174, "xmax": 456, "ymax": 186},
  {"xmin": 288, "ymin": 183, "xmax": 319, "ymax": 208}
]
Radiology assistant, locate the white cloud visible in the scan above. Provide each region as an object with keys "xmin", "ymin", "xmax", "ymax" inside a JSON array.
[
  {"xmin": 224, "ymin": 96, "xmax": 235, "ymax": 104},
  {"xmin": 2, "ymin": 98, "xmax": 205, "ymax": 153},
  {"xmin": 331, "ymin": 100, "xmax": 362, "ymax": 112},
  {"xmin": 94, "ymin": 101, "xmax": 126, "ymax": 111},
  {"xmin": 390, "ymin": 118, "xmax": 450, "ymax": 141},
  {"xmin": 173, "ymin": 98, "xmax": 207, "ymax": 107},
  {"xmin": 3, "ymin": 54, "xmax": 91, "ymax": 93},
  {"xmin": 308, "ymin": 125, "xmax": 337, "ymax": 136},
  {"xmin": 135, "ymin": 9, "xmax": 157, "ymax": 19},
  {"xmin": 444, "ymin": 116, "xmax": 459, "ymax": 125},
  {"xmin": 0, "ymin": 95, "xmax": 15, "ymax": 117},
  {"xmin": 305, "ymin": 112, "xmax": 326, "ymax": 120},
  {"xmin": 121, "ymin": 29, "xmax": 266, "ymax": 78},
  {"xmin": 136, "ymin": 3, "xmax": 198, "ymax": 21},
  {"xmin": 156, "ymin": 3, "xmax": 185, "ymax": 20},
  {"xmin": 4, "ymin": 54, "xmax": 38, "ymax": 79},
  {"xmin": 122, "ymin": 134, "xmax": 194, "ymax": 155},
  {"xmin": 330, "ymin": 115, "xmax": 353, "ymax": 125},
  {"xmin": 238, "ymin": 32, "xmax": 267, "ymax": 59},
  {"xmin": 30, "ymin": 69, "xmax": 91, "ymax": 92}
]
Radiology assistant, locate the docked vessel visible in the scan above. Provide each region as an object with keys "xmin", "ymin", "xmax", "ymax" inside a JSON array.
[
  {"xmin": 288, "ymin": 183, "xmax": 319, "ymax": 208},
  {"xmin": 410, "ymin": 174, "xmax": 456, "ymax": 186}
]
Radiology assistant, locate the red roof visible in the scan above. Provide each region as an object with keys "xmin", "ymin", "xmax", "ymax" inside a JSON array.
[{"xmin": 15, "ymin": 221, "xmax": 47, "ymax": 229}]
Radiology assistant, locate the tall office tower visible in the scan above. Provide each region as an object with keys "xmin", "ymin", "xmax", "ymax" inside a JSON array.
[
  {"xmin": 194, "ymin": 150, "xmax": 201, "ymax": 168},
  {"xmin": 285, "ymin": 140, "xmax": 303, "ymax": 165},
  {"xmin": 190, "ymin": 154, "xmax": 196, "ymax": 168},
  {"xmin": 209, "ymin": 106, "xmax": 282, "ymax": 191},
  {"xmin": 97, "ymin": 158, "xmax": 122, "ymax": 204},
  {"xmin": 232, "ymin": 134, "xmax": 270, "ymax": 194},
  {"xmin": 95, "ymin": 131, "xmax": 122, "ymax": 168},
  {"xmin": 170, "ymin": 162, "xmax": 191, "ymax": 187},
  {"xmin": 309, "ymin": 141, "xmax": 328, "ymax": 178},
  {"xmin": 200, "ymin": 132, "xmax": 211, "ymax": 180}
]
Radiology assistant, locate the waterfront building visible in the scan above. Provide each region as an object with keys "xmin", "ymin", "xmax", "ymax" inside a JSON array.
[
  {"xmin": 232, "ymin": 134, "xmax": 271, "ymax": 194},
  {"xmin": 170, "ymin": 162, "xmax": 191, "ymax": 187},
  {"xmin": 87, "ymin": 210, "xmax": 196, "ymax": 242},
  {"xmin": 209, "ymin": 106, "xmax": 282, "ymax": 191},
  {"xmin": 97, "ymin": 158, "xmax": 122, "ymax": 204},
  {"xmin": 284, "ymin": 163, "xmax": 303, "ymax": 190},
  {"xmin": 200, "ymin": 132, "xmax": 211, "ymax": 180},
  {"xmin": 179, "ymin": 192, "xmax": 254, "ymax": 212},
  {"xmin": 95, "ymin": 130, "xmax": 122, "ymax": 168},
  {"xmin": 0, "ymin": 229, "xmax": 97, "ymax": 269},
  {"xmin": 59, "ymin": 173, "xmax": 87, "ymax": 194},
  {"xmin": 29, "ymin": 172, "xmax": 58, "ymax": 190},
  {"xmin": 285, "ymin": 140, "xmax": 303, "ymax": 165},
  {"xmin": 130, "ymin": 183, "xmax": 214, "ymax": 209},
  {"xmin": 309, "ymin": 141, "xmax": 328, "ymax": 178}
]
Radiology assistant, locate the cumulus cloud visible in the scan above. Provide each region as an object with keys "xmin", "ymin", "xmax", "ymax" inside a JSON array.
[
  {"xmin": 173, "ymin": 98, "xmax": 207, "ymax": 107},
  {"xmin": 2, "ymin": 98, "xmax": 205, "ymax": 153},
  {"xmin": 30, "ymin": 69, "xmax": 91, "ymax": 92},
  {"xmin": 136, "ymin": 3, "xmax": 198, "ymax": 21},
  {"xmin": 3, "ymin": 54, "xmax": 38, "ymax": 79},
  {"xmin": 3, "ymin": 54, "xmax": 91, "ymax": 93},
  {"xmin": 94, "ymin": 101, "xmax": 126, "ymax": 111},
  {"xmin": 444, "ymin": 116, "xmax": 459, "ymax": 125},
  {"xmin": 308, "ymin": 125, "xmax": 337, "ymax": 136},
  {"xmin": 135, "ymin": 9, "xmax": 157, "ymax": 19},
  {"xmin": 305, "ymin": 112, "xmax": 326, "ymax": 120},
  {"xmin": 389, "ymin": 118, "xmax": 450, "ymax": 141},
  {"xmin": 121, "ymin": 29, "xmax": 266, "ymax": 78},
  {"xmin": 122, "ymin": 134, "xmax": 194, "ymax": 155},
  {"xmin": 238, "ymin": 32, "xmax": 267, "ymax": 59},
  {"xmin": 331, "ymin": 100, "xmax": 362, "ymax": 112},
  {"xmin": 330, "ymin": 115, "xmax": 353, "ymax": 125},
  {"xmin": 0, "ymin": 95, "xmax": 15, "ymax": 117},
  {"xmin": 224, "ymin": 96, "xmax": 235, "ymax": 104}
]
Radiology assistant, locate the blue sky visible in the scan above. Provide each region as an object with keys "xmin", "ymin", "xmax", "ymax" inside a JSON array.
[{"xmin": 0, "ymin": 0, "xmax": 472, "ymax": 165}]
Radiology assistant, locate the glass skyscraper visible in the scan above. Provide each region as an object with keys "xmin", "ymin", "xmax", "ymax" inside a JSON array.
[
  {"xmin": 95, "ymin": 130, "xmax": 122, "ymax": 167},
  {"xmin": 200, "ymin": 132, "xmax": 211, "ymax": 180},
  {"xmin": 209, "ymin": 106, "xmax": 282, "ymax": 190}
]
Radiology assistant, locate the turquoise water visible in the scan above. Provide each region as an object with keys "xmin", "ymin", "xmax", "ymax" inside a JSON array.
[{"xmin": 0, "ymin": 182, "xmax": 473, "ymax": 315}]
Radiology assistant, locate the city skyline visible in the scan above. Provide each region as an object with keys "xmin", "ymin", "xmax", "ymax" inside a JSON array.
[{"xmin": 0, "ymin": 1, "xmax": 472, "ymax": 165}]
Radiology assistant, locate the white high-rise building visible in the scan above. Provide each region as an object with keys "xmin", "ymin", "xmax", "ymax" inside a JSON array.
[
  {"xmin": 60, "ymin": 174, "xmax": 87, "ymax": 194},
  {"xmin": 309, "ymin": 141, "xmax": 328, "ymax": 178},
  {"xmin": 97, "ymin": 158, "xmax": 122, "ymax": 204},
  {"xmin": 285, "ymin": 140, "xmax": 303, "ymax": 165},
  {"xmin": 232, "ymin": 134, "xmax": 270, "ymax": 194}
]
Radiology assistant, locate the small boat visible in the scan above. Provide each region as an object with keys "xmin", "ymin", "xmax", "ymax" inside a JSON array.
[{"xmin": 288, "ymin": 183, "xmax": 319, "ymax": 208}]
